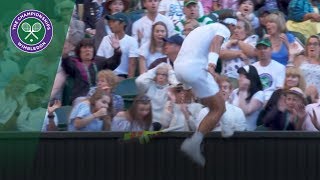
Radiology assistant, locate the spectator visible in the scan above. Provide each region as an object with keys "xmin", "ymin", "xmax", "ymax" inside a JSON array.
[
  {"xmin": 220, "ymin": 19, "xmax": 258, "ymax": 87},
  {"xmin": 97, "ymin": 12, "xmax": 139, "ymax": 79},
  {"xmin": 61, "ymin": 38, "xmax": 121, "ymax": 104},
  {"xmin": 136, "ymin": 63, "xmax": 179, "ymax": 127},
  {"xmin": 158, "ymin": 0, "xmax": 204, "ymax": 24},
  {"xmin": 161, "ymin": 84, "xmax": 203, "ymax": 131},
  {"xmin": 87, "ymin": 70, "xmax": 124, "ymax": 115},
  {"xmin": 287, "ymin": 0, "xmax": 320, "ymax": 38},
  {"xmin": 83, "ymin": 0, "xmax": 107, "ymax": 37},
  {"xmin": 94, "ymin": 0, "xmax": 130, "ymax": 49},
  {"xmin": 236, "ymin": 0, "xmax": 259, "ymax": 29},
  {"xmin": 283, "ymin": 66, "xmax": 306, "ymax": 91},
  {"xmin": 16, "ymin": 84, "xmax": 47, "ymax": 131},
  {"xmin": 255, "ymin": 6, "xmax": 275, "ymax": 38},
  {"xmin": 230, "ymin": 65, "xmax": 264, "ymax": 131},
  {"xmin": 256, "ymin": 88, "xmax": 283, "ymax": 127},
  {"xmin": 182, "ymin": 19, "xmax": 199, "ymax": 37},
  {"xmin": 265, "ymin": 12, "xmax": 296, "ymax": 65},
  {"xmin": 303, "ymin": 101, "xmax": 320, "ymax": 131},
  {"xmin": 196, "ymin": 75, "xmax": 247, "ymax": 135},
  {"xmin": 138, "ymin": 21, "xmax": 168, "ymax": 74},
  {"xmin": 68, "ymin": 89, "xmax": 113, "ymax": 131},
  {"xmin": 111, "ymin": 95, "xmax": 152, "ymax": 131},
  {"xmin": 294, "ymin": 35, "xmax": 320, "ymax": 97},
  {"xmin": 132, "ymin": 0, "xmax": 175, "ymax": 47},
  {"xmin": 149, "ymin": 34, "xmax": 184, "ymax": 69},
  {"xmin": 174, "ymin": 0, "xmax": 214, "ymax": 35},
  {"xmin": 262, "ymin": 87, "xmax": 307, "ymax": 130},
  {"xmin": 261, "ymin": 0, "xmax": 278, "ymax": 13},
  {"xmin": 252, "ymin": 38, "xmax": 285, "ymax": 102}
]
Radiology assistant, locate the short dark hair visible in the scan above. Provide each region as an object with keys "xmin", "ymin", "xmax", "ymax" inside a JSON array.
[
  {"xmin": 74, "ymin": 38, "xmax": 95, "ymax": 58},
  {"xmin": 238, "ymin": 0, "xmax": 256, "ymax": 6}
]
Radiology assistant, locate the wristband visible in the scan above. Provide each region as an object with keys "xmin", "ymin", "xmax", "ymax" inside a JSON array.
[
  {"xmin": 208, "ymin": 52, "xmax": 219, "ymax": 65},
  {"xmin": 47, "ymin": 114, "xmax": 55, "ymax": 119}
]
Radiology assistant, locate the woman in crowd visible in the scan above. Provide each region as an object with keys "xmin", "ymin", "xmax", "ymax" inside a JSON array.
[
  {"xmin": 61, "ymin": 38, "xmax": 121, "ymax": 105},
  {"xmin": 230, "ymin": 65, "xmax": 264, "ymax": 131},
  {"xmin": 69, "ymin": 89, "xmax": 113, "ymax": 131},
  {"xmin": 294, "ymin": 35, "xmax": 320, "ymax": 100},
  {"xmin": 111, "ymin": 95, "xmax": 152, "ymax": 131},
  {"xmin": 135, "ymin": 63, "xmax": 179, "ymax": 129},
  {"xmin": 220, "ymin": 19, "xmax": 258, "ymax": 87},
  {"xmin": 256, "ymin": 89, "xmax": 283, "ymax": 127},
  {"xmin": 265, "ymin": 12, "xmax": 295, "ymax": 65},
  {"xmin": 262, "ymin": 87, "xmax": 307, "ymax": 130},
  {"xmin": 138, "ymin": 21, "xmax": 168, "ymax": 74},
  {"xmin": 87, "ymin": 70, "xmax": 124, "ymax": 115}
]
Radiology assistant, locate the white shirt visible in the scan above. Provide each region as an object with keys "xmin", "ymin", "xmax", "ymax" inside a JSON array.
[
  {"xmin": 252, "ymin": 60, "xmax": 285, "ymax": 102},
  {"xmin": 195, "ymin": 102, "xmax": 247, "ymax": 132},
  {"xmin": 97, "ymin": 34, "xmax": 139, "ymax": 75},
  {"xmin": 135, "ymin": 63, "xmax": 179, "ymax": 123},
  {"xmin": 132, "ymin": 13, "xmax": 175, "ymax": 47},
  {"xmin": 175, "ymin": 23, "xmax": 231, "ymax": 67},
  {"xmin": 139, "ymin": 41, "xmax": 167, "ymax": 68},
  {"xmin": 158, "ymin": 0, "xmax": 204, "ymax": 24},
  {"xmin": 230, "ymin": 89, "xmax": 264, "ymax": 131},
  {"xmin": 221, "ymin": 35, "xmax": 258, "ymax": 79}
]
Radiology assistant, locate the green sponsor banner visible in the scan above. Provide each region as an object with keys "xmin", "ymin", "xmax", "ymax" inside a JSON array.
[{"xmin": 0, "ymin": 0, "xmax": 74, "ymax": 131}]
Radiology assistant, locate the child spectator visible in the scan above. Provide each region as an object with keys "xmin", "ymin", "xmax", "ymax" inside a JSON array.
[
  {"xmin": 111, "ymin": 95, "xmax": 153, "ymax": 131},
  {"xmin": 68, "ymin": 89, "xmax": 113, "ymax": 131},
  {"xmin": 236, "ymin": 0, "xmax": 259, "ymax": 29}
]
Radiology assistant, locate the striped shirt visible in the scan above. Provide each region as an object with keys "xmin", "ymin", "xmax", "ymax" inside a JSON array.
[{"xmin": 174, "ymin": 16, "xmax": 214, "ymax": 35}]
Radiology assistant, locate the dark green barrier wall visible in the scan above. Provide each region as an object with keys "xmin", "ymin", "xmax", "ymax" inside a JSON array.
[{"xmin": 0, "ymin": 132, "xmax": 320, "ymax": 180}]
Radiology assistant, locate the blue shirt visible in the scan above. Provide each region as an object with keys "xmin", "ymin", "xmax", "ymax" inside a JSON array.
[
  {"xmin": 68, "ymin": 101, "xmax": 103, "ymax": 131},
  {"xmin": 271, "ymin": 33, "xmax": 295, "ymax": 66}
]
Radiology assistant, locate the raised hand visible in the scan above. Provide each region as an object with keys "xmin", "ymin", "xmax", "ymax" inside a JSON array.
[
  {"xmin": 48, "ymin": 100, "xmax": 62, "ymax": 114},
  {"xmin": 109, "ymin": 34, "xmax": 120, "ymax": 50},
  {"xmin": 94, "ymin": 107, "xmax": 108, "ymax": 118},
  {"xmin": 309, "ymin": 109, "xmax": 320, "ymax": 131}
]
